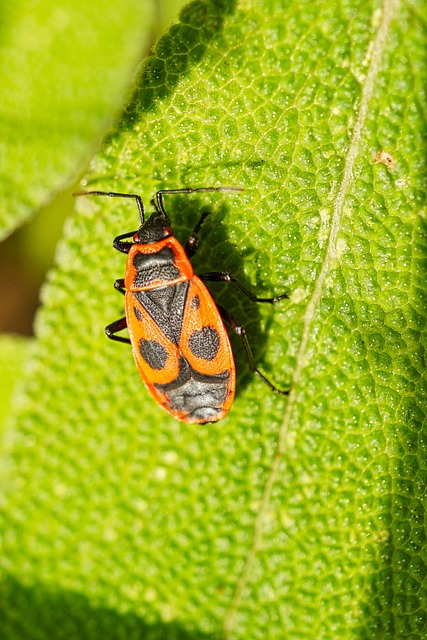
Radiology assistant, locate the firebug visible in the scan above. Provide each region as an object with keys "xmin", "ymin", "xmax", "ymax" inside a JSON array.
[{"xmin": 75, "ymin": 187, "xmax": 289, "ymax": 423}]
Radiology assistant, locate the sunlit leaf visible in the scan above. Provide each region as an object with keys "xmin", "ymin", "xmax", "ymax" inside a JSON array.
[{"xmin": 1, "ymin": 1, "xmax": 426, "ymax": 638}]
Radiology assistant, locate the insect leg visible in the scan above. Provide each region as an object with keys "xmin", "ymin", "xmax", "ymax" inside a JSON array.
[
  {"xmin": 184, "ymin": 211, "xmax": 212, "ymax": 258},
  {"xmin": 112, "ymin": 231, "xmax": 137, "ymax": 254},
  {"xmin": 200, "ymin": 272, "xmax": 288, "ymax": 303},
  {"xmin": 114, "ymin": 279, "xmax": 126, "ymax": 295},
  {"xmin": 217, "ymin": 304, "xmax": 289, "ymax": 396},
  {"xmin": 105, "ymin": 317, "xmax": 131, "ymax": 344}
]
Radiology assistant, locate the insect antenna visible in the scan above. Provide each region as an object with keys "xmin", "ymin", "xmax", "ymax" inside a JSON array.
[
  {"xmin": 73, "ymin": 190, "xmax": 145, "ymax": 224},
  {"xmin": 154, "ymin": 186, "xmax": 243, "ymax": 218}
]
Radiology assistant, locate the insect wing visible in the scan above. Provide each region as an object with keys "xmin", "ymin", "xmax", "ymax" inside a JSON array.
[
  {"xmin": 125, "ymin": 277, "xmax": 235, "ymax": 423},
  {"xmin": 178, "ymin": 276, "xmax": 236, "ymax": 419}
]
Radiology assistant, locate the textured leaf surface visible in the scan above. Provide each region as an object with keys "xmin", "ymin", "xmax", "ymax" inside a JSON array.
[
  {"xmin": 0, "ymin": 335, "xmax": 31, "ymax": 438},
  {"xmin": 0, "ymin": 0, "xmax": 155, "ymax": 240},
  {"xmin": 1, "ymin": 0, "xmax": 427, "ymax": 639}
]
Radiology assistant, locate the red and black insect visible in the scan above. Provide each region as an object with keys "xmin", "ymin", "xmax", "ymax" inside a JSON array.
[{"xmin": 75, "ymin": 187, "xmax": 289, "ymax": 423}]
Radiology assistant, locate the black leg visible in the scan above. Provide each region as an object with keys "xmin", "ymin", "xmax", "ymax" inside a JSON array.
[
  {"xmin": 113, "ymin": 231, "xmax": 137, "ymax": 254},
  {"xmin": 200, "ymin": 272, "xmax": 288, "ymax": 303},
  {"xmin": 218, "ymin": 304, "xmax": 289, "ymax": 396},
  {"xmin": 184, "ymin": 211, "xmax": 211, "ymax": 257},
  {"xmin": 154, "ymin": 186, "xmax": 243, "ymax": 218},
  {"xmin": 73, "ymin": 190, "xmax": 145, "ymax": 224},
  {"xmin": 114, "ymin": 279, "xmax": 126, "ymax": 295},
  {"xmin": 105, "ymin": 317, "xmax": 131, "ymax": 344}
]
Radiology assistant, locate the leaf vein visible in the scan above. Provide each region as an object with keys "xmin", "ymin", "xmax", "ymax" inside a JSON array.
[{"xmin": 222, "ymin": 0, "xmax": 399, "ymax": 635}]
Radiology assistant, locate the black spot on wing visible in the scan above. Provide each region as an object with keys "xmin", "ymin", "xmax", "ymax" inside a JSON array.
[
  {"xmin": 191, "ymin": 294, "xmax": 200, "ymax": 309},
  {"xmin": 188, "ymin": 326, "xmax": 220, "ymax": 361},
  {"xmin": 139, "ymin": 339, "xmax": 168, "ymax": 370}
]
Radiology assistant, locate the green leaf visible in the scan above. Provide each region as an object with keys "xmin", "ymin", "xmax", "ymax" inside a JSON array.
[
  {"xmin": 1, "ymin": 0, "xmax": 427, "ymax": 638},
  {"xmin": 0, "ymin": 335, "xmax": 31, "ymax": 439},
  {"xmin": 0, "ymin": 0, "xmax": 156, "ymax": 240}
]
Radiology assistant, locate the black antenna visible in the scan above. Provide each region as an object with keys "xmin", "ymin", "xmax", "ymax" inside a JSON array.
[
  {"xmin": 154, "ymin": 187, "xmax": 243, "ymax": 217},
  {"xmin": 73, "ymin": 190, "xmax": 145, "ymax": 224}
]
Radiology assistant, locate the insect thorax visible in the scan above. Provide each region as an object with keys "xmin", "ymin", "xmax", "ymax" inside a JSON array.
[{"xmin": 127, "ymin": 239, "xmax": 193, "ymax": 291}]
